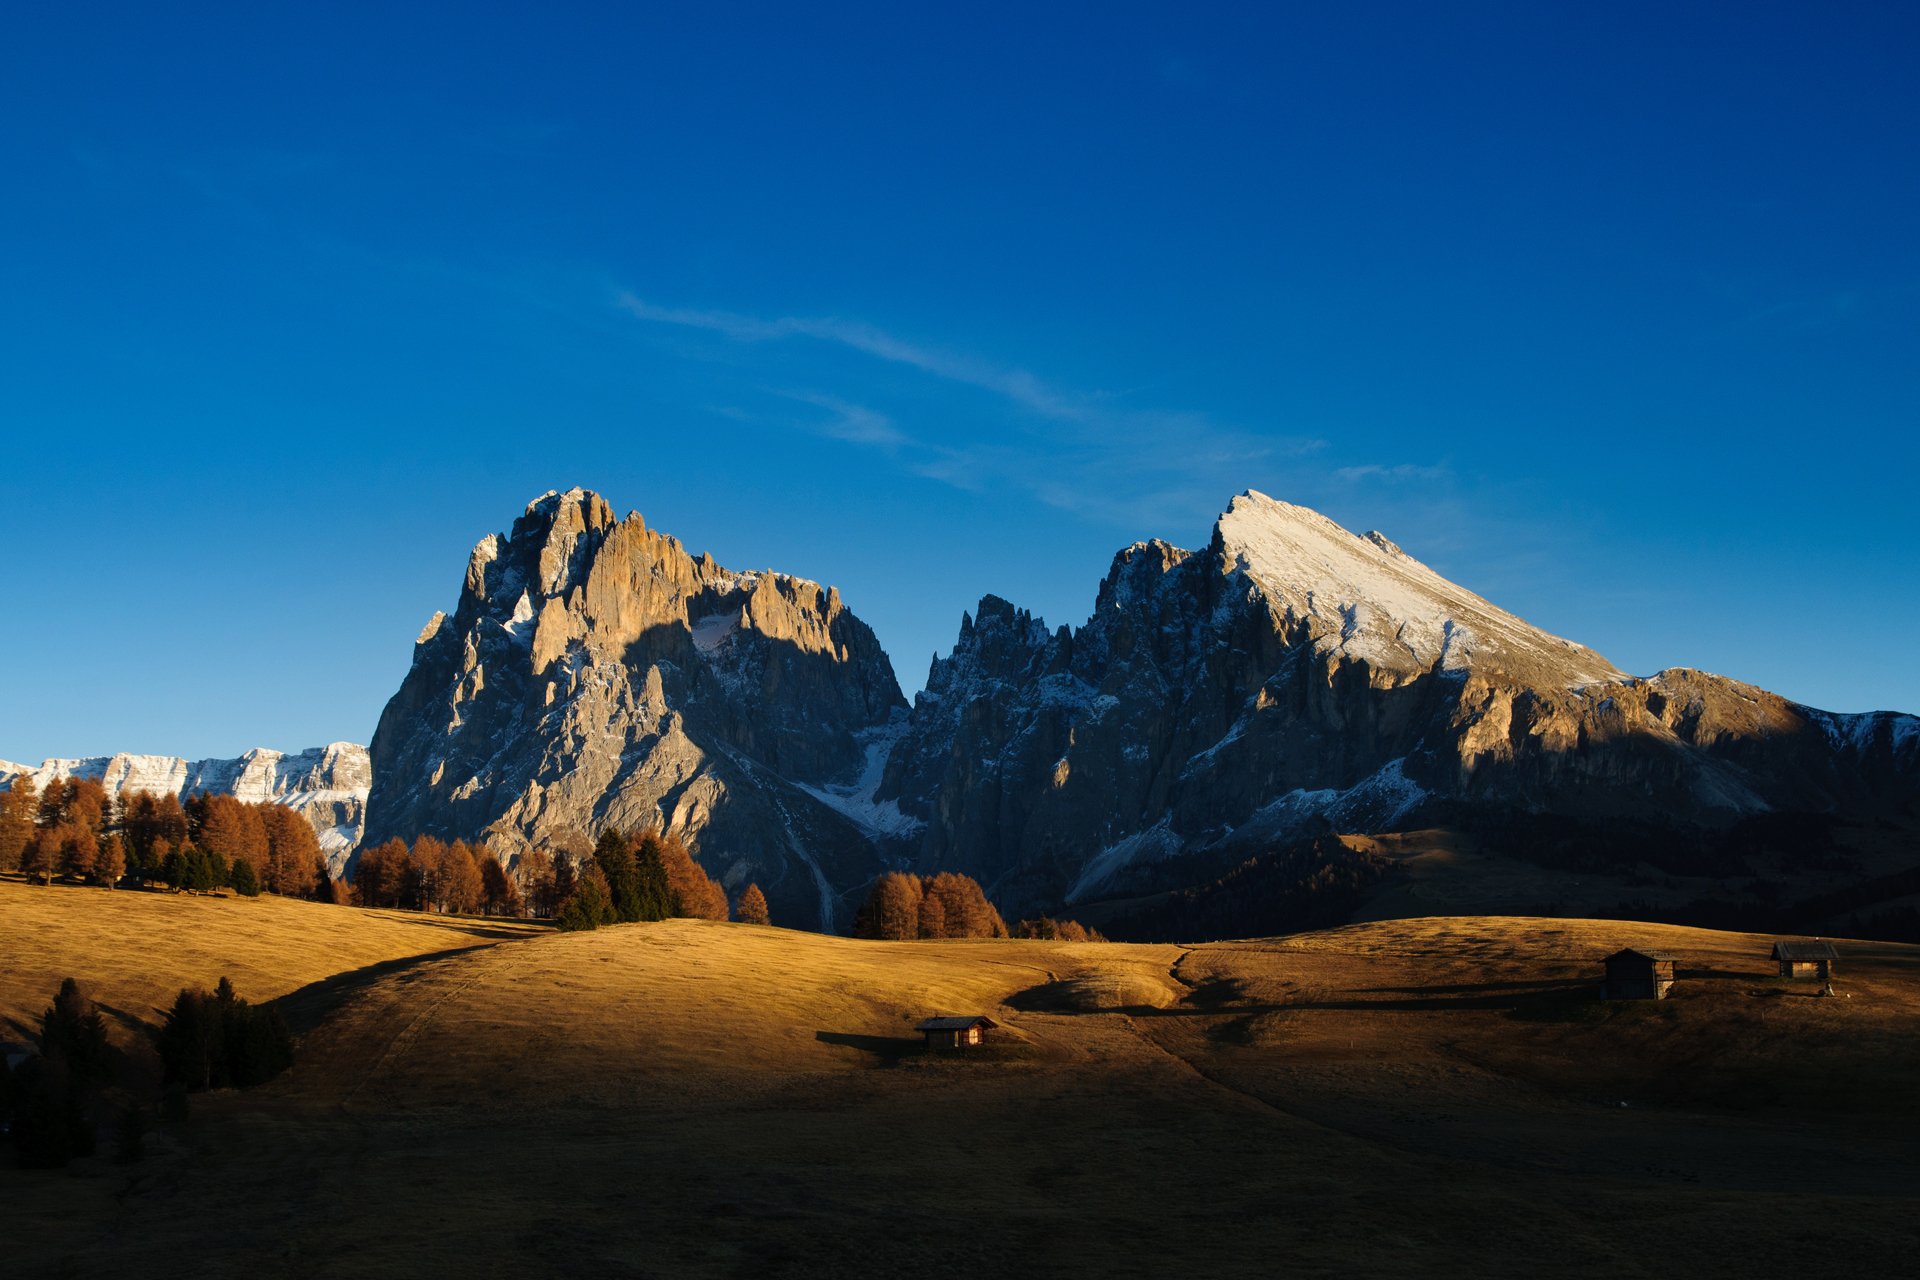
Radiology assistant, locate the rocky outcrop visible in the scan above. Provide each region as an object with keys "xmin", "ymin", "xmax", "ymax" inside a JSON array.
[
  {"xmin": 362, "ymin": 489, "xmax": 908, "ymax": 930},
  {"xmin": 0, "ymin": 743, "xmax": 370, "ymax": 869},
  {"xmin": 878, "ymin": 491, "xmax": 1920, "ymax": 917},
  {"xmin": 362, "ymin": 486, "xmax": 1918, "ymax": 934}
]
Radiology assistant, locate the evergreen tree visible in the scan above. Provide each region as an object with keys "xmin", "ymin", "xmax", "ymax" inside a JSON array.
[
  {"xmin": 555, "ymin": 866, "xmax": 616, "ymax": 931},
  {"xmin": 551, "ymin": 850, "xmax": 578, "ymax": 910},
  {"xmin": 160, "ymin": 845, "xmax": 186, "ymax": 891},
  {"xmin": 734, "ymin": 883, "xmax": 771, "ymax": 926},
  {"xmin": 630, "ymin": 832, "xmax": 674, "ymax": 922},
  {"xmin": 228, "ymin": 857, "xmax": 261, "ymax": 896},
  {"xmin": 40, "ymin": 979, "xmax": 111, "ymax": 1090},
  {"xmin": 594, "ymin": 829, "xmax": 643, "ymax": 922}
]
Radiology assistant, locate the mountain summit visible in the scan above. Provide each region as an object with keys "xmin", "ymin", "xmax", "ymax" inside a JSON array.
[
  {"xmin": 362, "ymin": 488, "xmax": 906, "ymax": 929},
  {"xmin": 365, "ymin": 489, "xmax": 1918, "ymax": 937},
  {"xmin": 1216, "ymin": 491, "xmax": 1620, "ymax": 687}
]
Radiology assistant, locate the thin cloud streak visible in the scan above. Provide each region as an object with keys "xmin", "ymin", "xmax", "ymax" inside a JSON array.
[{"xmin": 616, "ymin": 290, "xmax": 1329, "ymax": 530}]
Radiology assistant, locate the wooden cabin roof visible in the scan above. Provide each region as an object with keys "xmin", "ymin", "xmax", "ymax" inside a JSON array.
[
  {"xmin": 1604, "ymin": 948, "xmax": 1675, "ymax": 963},
  {"xmin": 916, "ymin": 1016, "xmax": 998, "ymax": 1032},
  {"xmin": 1771, "ymin": 940, "xmax": 1839, "ymax": 960}
]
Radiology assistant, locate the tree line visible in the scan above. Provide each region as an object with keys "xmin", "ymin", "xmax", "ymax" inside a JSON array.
[
  {"xmin": 546, "ymin": 826, "xmax": 769, "ymax": 931},
  {"xmin": 0, "ymin": 776, "xmax": 341, "ymax": 900},
  {"xmin": 850, "ymin": 871, "xmax": 1105, "ymax": 942},
  {"xmin": 4, "ymin": 975, "xmax": 292, "ymax": 1169}
]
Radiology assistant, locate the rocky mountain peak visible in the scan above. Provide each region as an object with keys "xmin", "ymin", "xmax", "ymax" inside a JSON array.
[
  {"xmin": 1212, "ymin": 488, "xmax": 1621, "ymax": 688},
  {"xmin": 365, "ymin": 489, "xmax": 907, "ymax": 929}
]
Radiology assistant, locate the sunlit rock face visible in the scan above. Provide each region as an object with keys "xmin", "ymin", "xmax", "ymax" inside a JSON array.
[
  {"xmin": 877, "ymin": 491, "xmax": 1920, "ymax": 916},
  {"xmin": 363, "ymin": 489, "xmax": 908, "ymax": 931},
  {"xmin": 0, "ymin": 744, "xmax": 370, "ymax": 871},
  {"xmin": 365, "ymin": 487, "xmax": 1918, "ymax": 931}
]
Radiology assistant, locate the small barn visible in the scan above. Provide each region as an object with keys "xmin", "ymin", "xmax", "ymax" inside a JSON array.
[
  {"xmin": 1771, "ymin": 939, "xmax": 1838, "ymax": 981},
  {"xmin": 1602, "ymin": 948, "xmax": 1675, "ymax": 1000},
  {"xmin": 916, "ymin": 1016, "xmax": 997, "ymax": 1050}
]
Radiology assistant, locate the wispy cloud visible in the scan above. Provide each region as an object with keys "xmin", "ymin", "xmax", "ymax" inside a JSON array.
[
  {"xmin": 775, "ymin": 390, "xmax": 907, "ymax": 448},
  {"xmin": 616, "ymin": 290, "xmax": 1327, "ymax": 529},
  {"xmin": 1334, "ymin": 462, "xmax": 1450, "ymax": 483},
  {"xmin": 616, "ymin": 294, "xmax": 1086, "ymax": 421}
]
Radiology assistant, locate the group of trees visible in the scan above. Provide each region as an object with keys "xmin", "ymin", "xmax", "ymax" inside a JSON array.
[
  {"xmin": 852, "ymin": 871, "xmax": 1011, "ymax": 940},
  {"xmin": 155, "ymin": 978, "xmax": 294, "ymax": 1096},
  {"xmin": 1012, "ymin": 916, "xmax": 1108, "ymax": 943},
  {"xmin": 4, "ymin": 976, "xmax": 294, "ymax": 1169},
  {"xmin": 351, "ymin": 835, "xmax": 528, "ymax": 916},
  {"xmin": 0, "ymin": 777, "xmax": 341, "ymax": 901},
  {"xmin": 5, "ymin": 979, "xmax": 111, "ymax": 1167},
  {"xmin": 552, "ymin": 827, "xmax": 764, "ymax": 931},
  {"xmin": 349, "ymin": 826, "xmax": 772, "ymax": 931}
]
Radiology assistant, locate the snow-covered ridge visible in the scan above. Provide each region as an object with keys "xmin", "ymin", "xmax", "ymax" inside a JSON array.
[
  {"xmin": 1216, "ymin": 490, "xmax": 1622, "ymax": 687},
  {"xmin": 0, "ymin": 743, "xmax": 371, "ymax": 860}
]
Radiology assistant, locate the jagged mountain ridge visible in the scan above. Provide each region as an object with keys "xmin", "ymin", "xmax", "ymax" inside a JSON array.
[
  {"xmin": 363, "ymin": 487, "xmax": 1918, "ymax": 934},
  {"xmin": 0, "ymin": 743, "xmax": 369, "ymax": 869},
  {"xmin": 362, "ymin": 489, "xmax": 909, "ymax": 930},
  {"xmin": 878, "ymin": 490, "xmax": 1919, "ymax": 917}
]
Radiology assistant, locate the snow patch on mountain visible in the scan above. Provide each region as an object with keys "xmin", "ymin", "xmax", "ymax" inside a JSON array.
[
  {"xmin": 1217, "ymin": 490, "xmax": 1621, "ymax": 687},
  {"xmin": 796, "ymin": 716, "xmax": 923, "ymax": 839}
]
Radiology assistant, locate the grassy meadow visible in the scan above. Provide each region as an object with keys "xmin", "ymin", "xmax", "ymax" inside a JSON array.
[{"xmin": 3, "ymin": 878, "xmax": 1917, "ymax": 1277}]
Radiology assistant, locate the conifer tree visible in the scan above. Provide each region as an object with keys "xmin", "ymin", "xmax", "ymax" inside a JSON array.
[
  {"xmin": 96, "ymin": 834, "xmax": 127, "ymax": 887},
  {"xmin": 480, "ymin": 852, "xmax": 523, "ymax": 916},
  {"xmin": 631, "ymin": 832, "xmax": 674, "ymax": 921},
  {"xmin": 518, "ymin": 846, "xmax": 556, "ymax": 917},
  {"xmin": 441, "ymin": 840, "xmax": 485, "ymax": 915},
  {"xmin": 594, "ymin": 828, "xmax": 643, "ymax": 922},
  {"xmin": 853, "ymin": 872, "xmax": 924, "ymax": 940},
  {"xmin": 734, "ymin": 882, "xmax": 771, "ymax": 926},
  {"xmin": 917, "ymin": 891, "xmax": 946, "ymax": 939},
  {"xmin": 555, "ymin": 865, "xmax": 616, "ymax": 931},
  {"xmin": 57, "ymin": 824, "xmax": 99, "ymax": 882},
  {"xmin": 41, "ymin": 979, "xmax": 110, "ymax": 1090},
  {"xmin": 20, "ymin": 826, "xmax": 58, "ymax": 885},
  {"xmin": 0, "ymin": 776, "xmax": 37, "ymax": 871},
  {"xmin": 229, "ymin": 857, "xmax": 261, "ymax": 896},
  {"xmin": 656, "ymin": 832, "xmax": 728, "ymax": 920}
]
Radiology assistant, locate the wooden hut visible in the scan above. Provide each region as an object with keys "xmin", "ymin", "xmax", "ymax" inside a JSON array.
[
  {"xmin": 1602, "ymin": 948, "xmax": 1675, "ymax": 1000},
  {"xmin": 1771, "ymin": 940, "xmax": 1838, "ymax": 981},
  {"xmin": 916, "ymin": 1016, "xmax": 997, "ymax": 1050}
]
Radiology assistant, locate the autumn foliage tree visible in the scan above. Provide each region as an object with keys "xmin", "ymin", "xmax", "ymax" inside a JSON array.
[
  {"xmin": 854, "ymin": 871, "xmax": 1008, "ymax": 940},
  {"xmin": 651, "ymin": 831, "xmax": 727, "ymax": 920},
  {"xmin": 734, "ymin": 883, "xmax": 771, "ymax": 926},
  {"xmin": 351, "ymin": 838, "xmax": 410, "ymax": 908},
  {"xmin": 0, "ymin": 776, "xmax": 38, "ymax": 871}
]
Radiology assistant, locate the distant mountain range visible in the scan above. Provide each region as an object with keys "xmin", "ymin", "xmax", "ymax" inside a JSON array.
[
  {"xmin": 358, "ymin": 488, "xmax": 1919, "ymax": 936},
  {"xmin": 0, "ymin": 744, "xmax": 369, "ymax": 870}
]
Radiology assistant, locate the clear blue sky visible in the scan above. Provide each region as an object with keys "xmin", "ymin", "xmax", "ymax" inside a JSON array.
[{"xmin": 4, "ymin": 3, "xmax": 1916, "ymax": 762}]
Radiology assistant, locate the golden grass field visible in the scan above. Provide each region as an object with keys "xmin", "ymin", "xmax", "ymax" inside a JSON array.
[{"xmin": 3, "ymin": 875, "xmax": 1918, "ymax": 1278}]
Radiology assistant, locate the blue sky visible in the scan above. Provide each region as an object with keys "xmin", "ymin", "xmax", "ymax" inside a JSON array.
[{"xmin": 3, "ymin": 3, "xmax": 1917, "ymax": 762}]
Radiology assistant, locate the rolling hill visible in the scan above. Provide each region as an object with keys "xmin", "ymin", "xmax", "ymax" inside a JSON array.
[{"xmin": 3, "ymin": 880, "xmax": 1917, "ymax": 1277}]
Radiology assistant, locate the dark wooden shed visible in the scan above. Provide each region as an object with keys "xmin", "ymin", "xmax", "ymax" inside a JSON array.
[
  {"xmin": 916, "ymin": 1016, "xmax": 997, "ymax": 1050},
  {"xmin": 1771, "ymin": 940, "xmax": 1838, "ymax": 981},
  {"xmin": 1602, "ymin": 948, "xmax": 1675, "ymax": 1000}
]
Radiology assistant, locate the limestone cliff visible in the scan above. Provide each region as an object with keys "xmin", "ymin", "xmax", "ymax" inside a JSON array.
[
  {"xmin": 0, "ymin": 743, "xmax": 370, "ymax": 870},
  {"xmin": 878, "ymin": 491, "xmax": 1920, "ymax": 917},
  {"xmin": 362, "ymin": 489, "xmax": 907, "ymax": 929}
]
